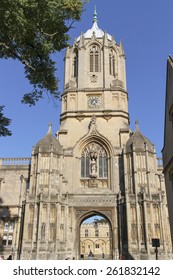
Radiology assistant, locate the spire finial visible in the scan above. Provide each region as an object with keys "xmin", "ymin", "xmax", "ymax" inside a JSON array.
[
  {"xmin": 48, "ymin": 122, "xmax": 52, "ymax": 134},
  {"xmin": 93, "ymin": 6, "xmax": 98, "ymax": 22},
  {"xmin": 135, "ymin": 120, "xmax": 139, "ymax": 131}
]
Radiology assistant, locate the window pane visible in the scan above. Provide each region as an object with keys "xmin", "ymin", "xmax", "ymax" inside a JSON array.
[
  {"xmin": 99, "ymin": 156, "xmax": 103, "ymax": 177},
  {"xmin": 2, "ymin": 235, "xmax": 7, "ymax": 246},
  {"xmin": 9, "ymin": 222, "xmax": 14, "ymax": 232},
  {"xmin": 74, "ymin": 54, "xmax": 78, "ymax": 78},
  {"xmin": 104, "ymin": 157, "xmax": 108, "ymax": 177},
  {"xmin": 86, "ymin": 157, "xmax": 89, "ymax": 177},
  {"xmin": 90, "ymin": 53, "xmax": 93, "ymax": 72},
  {"xmin": 4, "ymin": 222, "xmax": 9, "ymax": 231},
  {"xmin": 113, "ymin": 57, "xmax": 115, "ymax": 77},
  {"xmin": 81, "ymin": 156, "xmax": 85, "ymax": 177},
  {"xmin": 8, "ymin": 235, "xmax": 13, "ymax": 245},
  {"xmin": 95, "ymin": 54, "xmax": 99, "ymax": 72},
  {"xmin": 109, "ymin": 54, "xmax": 112, "ymax": 75}
]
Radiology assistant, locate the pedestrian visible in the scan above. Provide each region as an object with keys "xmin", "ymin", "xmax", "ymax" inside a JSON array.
[{"xmin": 7, "ymin": 255, "xmax": 12, "ymax": 260}]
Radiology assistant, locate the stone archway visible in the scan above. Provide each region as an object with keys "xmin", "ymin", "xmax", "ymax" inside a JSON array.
[{"xmin": 75, "ymin": 209, "xmax": 115, "ymax": 260}]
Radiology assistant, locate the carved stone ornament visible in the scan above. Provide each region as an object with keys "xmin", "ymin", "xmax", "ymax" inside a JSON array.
[
  {"xmin": 103, "ymin": 114, "xmax": 112, "ymax": 121},
  {"xmin": 91, "ymin": 74, "xmax": 98, "ymax": 83},
  {"xmin": 88, "ymin": 115, "xmax": 97, "ymax": 133},
  {"xmin": 88, "ymin": 179, "xmax": 98, "ymax": 188},
  {"xmin": 70, "ymin": 94, "xmax": 76, "ymax": 101},
  {"xmin": 76, "ymin": 115, "xmax": 85, "ymax": 122},
  {"xmin": 69, "ymin": 196, "xmax": 116, "ymax": 206}
]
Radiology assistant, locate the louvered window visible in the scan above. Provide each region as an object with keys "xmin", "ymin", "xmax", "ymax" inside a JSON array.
[
  {"xmin": 90, "ymin": 45, "xmax": 100, "ymax": 72},
  {"xmin": 109, "ymin": 49, "xmax": 116, "ymax": 77}
]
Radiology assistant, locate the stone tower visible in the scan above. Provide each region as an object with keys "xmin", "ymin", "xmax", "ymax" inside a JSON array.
[{"xmin": 19, "ymin": 10, "xmax": 172, "ymax": 260}]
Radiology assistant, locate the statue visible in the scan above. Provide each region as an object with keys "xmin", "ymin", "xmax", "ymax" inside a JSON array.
[{"xmin": 90, "ymin": 157, "xmax": 97, "ymax": 177}]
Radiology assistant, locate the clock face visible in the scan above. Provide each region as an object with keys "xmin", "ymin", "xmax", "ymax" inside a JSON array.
[{"xmin": 88, "ymin": 96, "xmax": 101, "ymax": 108}]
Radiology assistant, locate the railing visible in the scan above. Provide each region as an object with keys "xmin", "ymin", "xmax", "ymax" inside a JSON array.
[{"xmin": 0, "ymin": 158, "xmax": 31, "ymax": 166}]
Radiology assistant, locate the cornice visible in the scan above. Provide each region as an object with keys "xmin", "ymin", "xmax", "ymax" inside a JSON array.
[
  {"xmin": 60, "ymin": 110, "xmax": 129, "ymax": 122},
  {"xmin": 62, "ymin": 87, "xmax": 128, "ymax": 96}
]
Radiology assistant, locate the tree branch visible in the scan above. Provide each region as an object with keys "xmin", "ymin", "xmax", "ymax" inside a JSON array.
[
  {"xmin": 0, "ymin": 42, "xmax": 35, "ymax": 71},
  {"xmin": 40, "ymin": 20, "xmax": 76, "ymax": 38}
]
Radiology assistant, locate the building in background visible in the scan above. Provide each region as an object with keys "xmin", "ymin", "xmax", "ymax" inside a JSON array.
[
  {"xmin": 80, "ymin": 218, "xmax": 111, "ymax": 260},
  {"xmin": 0, "ymin": 10, "xmax": 172, "ymax": 260},
  {"xmin": 162, "ymin": 55, "xmax": 173, "ymax": 246}
]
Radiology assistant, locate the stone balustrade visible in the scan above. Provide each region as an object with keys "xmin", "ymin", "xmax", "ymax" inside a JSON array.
[{"xmin": 0, "ymin": 158, "xmax": 31, "ymax": 166}]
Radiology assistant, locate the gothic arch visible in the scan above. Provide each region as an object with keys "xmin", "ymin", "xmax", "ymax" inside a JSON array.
[
  {"xmin": 87, "ymin": 40, "xmax": 102, "ymax": 49},
  {"xmin": 73, "ymin": 129, "xmax": 115, "ymax": 189},
  {"xmin": 109, "ymin": 48, "xmax": 117, "ymax": 77},
  {"xmin": 73, "ymin": 48, "xmax": 78, "ymax": 78},
  {"xmin": 76, "ymin": 210, "xmax": 114, "ymax": 259},
  {"xmin": 89, "ymin": 44, "xmax": 101, "ymax": 72},
  {"xmin": 77, "ymin": 210, "xmax": 113, "ymax": 226},
  {"xmin": 74, "ymin": 133, "xmax": 115, "ymax": 158},
  {"xmin": 81, "ymin": 142, "xmax": 108, "ymax": 179},
  {"xmin": 109, "ymin": 45, "xmax": 118, "ymax": 53}
]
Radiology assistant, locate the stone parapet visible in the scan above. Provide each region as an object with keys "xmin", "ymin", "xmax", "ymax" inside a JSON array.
[{"xmin": 0, "ymin": 158, "xmax": 31, "ymax": 166}]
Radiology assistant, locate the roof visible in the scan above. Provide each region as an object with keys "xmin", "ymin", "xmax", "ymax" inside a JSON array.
[
  {"xmin": 33, "ymin": 124, "xmax": 61, "ymax": 154},
  {"xmin": 126, "ymin": 121, "xmax": 154, "ymax": 153},
  {"xmin": 77, "ymin": 7, "xmax": 112, "ymax": 41}
]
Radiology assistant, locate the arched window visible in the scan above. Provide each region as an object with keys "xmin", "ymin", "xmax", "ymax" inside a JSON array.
[
  {"xmin": 99, "ymin": 150, "xmax": 108, "ymax": 178},
  {"xmin": 2, "ymin": 221, "xmax": 14, "ymax": 246},
  {"xmin": 8, "ymin": 235, "xmax": 13, "ymax": 245},
  {"xmin": 9, "ymin": 222, "xmax": 14, "ymax": 232},
  {"xmin": 81, "ymin": 143, "xmax": 108, "ymax": 179},
  {"xmin": 81, "ymin": 154, "xmax": 89, "ymax": 178},
  {"xmin": 90, "ymin": 45, "xmax": 100, "ymax": 72},
  {"xmin": 2, "ymin": 234, "xmax": 7, "ymax": 246},
  {"xmin": 73, "ymin": 50, "xmax": 78, "ymax": 77},
  {"xmin": 4, "ymin": 222, "xmax": 9, "ymax": 232},
  {"xmin": 109, "ymin": 49, "xmax": 116, "ymax": 77}
]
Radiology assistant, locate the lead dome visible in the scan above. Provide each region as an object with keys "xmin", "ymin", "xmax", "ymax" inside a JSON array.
[
  {"xmin": 77, "ymin": 7, "xmax": 112, "ymax": 41},
  {"xmin": 126, "ymin": 121, "xmax": 154, "ymax": 153},
  {"xmin": 33, "ymin": 123, "xmax": 61, "ymax": 154}
]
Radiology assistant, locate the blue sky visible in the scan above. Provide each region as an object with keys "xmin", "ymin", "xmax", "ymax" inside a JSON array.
[{"xmin": 0, "ymin": 0, "xmax": 173, "ymax": 158}]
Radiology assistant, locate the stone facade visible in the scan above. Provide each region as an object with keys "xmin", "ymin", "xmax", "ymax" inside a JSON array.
[
  {"xmin": 162, "ymin": 56, "xmax": 173, "ymax": 245},
  {"xmin": 0, "ymin": 158, "xmax": 30, "ymax": 259},
  {"xmin": 0, "ymin": 12, "xmax": 172, "ymax": 260}
]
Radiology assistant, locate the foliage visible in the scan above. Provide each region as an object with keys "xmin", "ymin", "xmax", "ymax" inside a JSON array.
[
  {"xmin": 0, "ymin": 106, "xmax": 12, "ymax": 136},
  {"xmin": 0, "ymin": 0, "xmax": 87, "ymax": 106}
]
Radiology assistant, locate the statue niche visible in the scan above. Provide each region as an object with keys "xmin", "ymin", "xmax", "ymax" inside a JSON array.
[
  {"xmin": 81, "ymin": 142, "xmax": 108, "ymax": 188},
  {"xmin": 90, "ymin": 151, "xmax": 97, "ymax": 178}
]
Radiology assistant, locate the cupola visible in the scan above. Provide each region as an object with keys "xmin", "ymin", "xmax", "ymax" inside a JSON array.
[
  {"xmin": 33, "ymin": 123, "xmax": 61, "ymax": 154},
  {"xmin": 77, "ymin": 7, "xmax": 112, "ymax": 41},
  {"xmin": 126, "ymin": 121, "xmax": 154, "ymax": 153}
]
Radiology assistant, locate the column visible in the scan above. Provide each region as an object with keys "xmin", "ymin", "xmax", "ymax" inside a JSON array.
[{"xmin": 132, "ymin": 145, "xmax": 141, "ymax": 252}]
